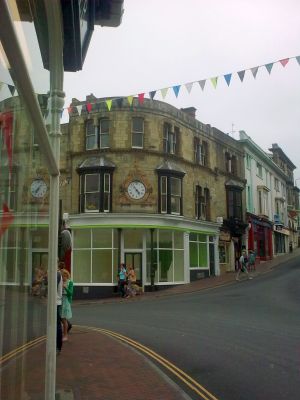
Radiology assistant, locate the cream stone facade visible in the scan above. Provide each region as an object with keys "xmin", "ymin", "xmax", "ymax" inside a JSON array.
[{"xmin": 58, "ymin": 96, "xmax": 247, "ymax": 298}]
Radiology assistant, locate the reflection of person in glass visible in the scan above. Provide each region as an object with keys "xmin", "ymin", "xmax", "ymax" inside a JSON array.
[{"xmin": 60, "ymin": 222, "xmax": 72, "ymax": 273}]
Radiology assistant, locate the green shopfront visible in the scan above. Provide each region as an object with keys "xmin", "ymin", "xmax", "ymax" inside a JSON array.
[{"xmin": 70, "ymin": 214, "xmax": 220, "ymax": 298}]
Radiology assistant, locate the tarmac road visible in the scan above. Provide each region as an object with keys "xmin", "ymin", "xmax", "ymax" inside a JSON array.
[{"xmin": 73, "ymin": 257, "xmax": 300, "ymax": 400}]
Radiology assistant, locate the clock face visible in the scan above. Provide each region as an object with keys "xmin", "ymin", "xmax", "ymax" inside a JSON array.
[
  {"xmin": 31, "ymin": 179, "xmax": 47, "ymax": 198},
  {"xmin": 127, "ymin": 181, "xmax": 146, "ymax": 200}
]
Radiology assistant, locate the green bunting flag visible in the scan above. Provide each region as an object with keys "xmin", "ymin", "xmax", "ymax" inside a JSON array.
[
  {"xmin": 106, "ymin": 99, "xmax": 112, "ymax": 111},
  {"xmin": 210, "ymin": 77, "xmax": 218, "ymax": 89},
  {"xmin": 265, "ymin": 63, "xmax": 274, "ymax": 74}
]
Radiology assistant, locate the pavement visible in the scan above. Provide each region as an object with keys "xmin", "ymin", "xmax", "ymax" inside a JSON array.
[{"xmin": 1, "ymin": 249, "xmax": 299, "ymax": 400}]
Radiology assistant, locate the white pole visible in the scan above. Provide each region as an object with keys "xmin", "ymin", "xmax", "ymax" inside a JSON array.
[{"xmin": 44, "ymin": 1, "xmax": 64, "ymax": 399}]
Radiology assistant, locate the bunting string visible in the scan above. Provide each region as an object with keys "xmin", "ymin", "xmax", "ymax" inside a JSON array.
[{"xmin": 0, "ymin": 55, "xmax": 299, "ymax": 118}]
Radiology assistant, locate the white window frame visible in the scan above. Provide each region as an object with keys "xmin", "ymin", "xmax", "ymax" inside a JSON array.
[
  {"xmin": 170, "ymin": 177, "xmax": 181, "ymax": 215},
  {"xmin": 99, "ymin": 119, "xmax": 109, "ymax": 149},
  {"xmin": 132, "ymin": 117, "xmax": 144, "ymax": 148},
  {"xmin": 103, "ymin": 173, "xmax": 110, "ymax": 213},
  {"xmin": 84, "ymin": 173, "xmax": 100, "ymax": 213},
  {"xmin": 86, "ymin": 120, "xmax": 97, "ymax": 150}
]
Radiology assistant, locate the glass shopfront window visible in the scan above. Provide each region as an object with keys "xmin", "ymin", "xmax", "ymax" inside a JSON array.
[
  {"xmin": 189, "ymin": 233, "xmax": 209, "ymax": 269},
  {"xmin": 72, "ymin": 228, "xmax": 117, "ymax": 284},
  {"xmin": 146, "ymin": 229, "xmax": 184, "ymax": 284}
]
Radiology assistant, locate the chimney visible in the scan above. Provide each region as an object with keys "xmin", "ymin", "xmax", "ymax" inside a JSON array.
[{"xmin": 181, "ymin": 107, "xmax": 196, "ymax": 118}]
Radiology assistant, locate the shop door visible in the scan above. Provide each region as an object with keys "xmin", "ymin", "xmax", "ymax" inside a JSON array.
[{"xmin": 124, "ymin": 253, "xmax": 142, "ymax": 285}]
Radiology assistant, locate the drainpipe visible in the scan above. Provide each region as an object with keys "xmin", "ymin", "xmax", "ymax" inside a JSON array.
[{"xmin": 44, "ymin": 2, "xmax": 65, "ymax": 399}]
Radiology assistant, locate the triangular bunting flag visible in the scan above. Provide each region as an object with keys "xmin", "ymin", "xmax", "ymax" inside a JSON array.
[
  {"xmin": 127, "ymin": 96, "xmax": 134, "ymax": 106},
  {"xmin": 198, "ymin": 80, "xmax": 206, "ymax": 90},
  {"xmin": 237, "ymin": 70, "xmax": 245, "ymax": 82},
  {"xmin": 77, "ymin": 105, "xmax": 82, "ymax": 115},
  {"xmin": 138, "ymin": 93, "xmax": 145, "ymax": 105},
  {"xmin": 116, "ymin": 98, "xmax": 123, "ymax": 108},
  {"xmin": 210, "ymin": 77, "xmax": 218, "ymax": 89},
  {"xmin": 149, "ymin": 91, "xmax": 156, "ymax": 100},
  {"xmin": 8, "ymin": 85, "xmax": 15, "ymax": 96},
  {"xmin": 86, "ymin": 102, "xmax": 92, "ymax": 113},
  {"xmin": 251, "ymin": 66, "xmax": 259, "ymax": 78},
  {"xmin": 265, "ymin": 63, "xmax": 274, "ymax": 74},
  {"xmin": 67, "ymin": 106, "xmax": 73, "ymax": 114},
  {"xmin": 296, "ymin": 56, "xmax": 300, "ymax": 65},
  {"xmin": 172, "ymin": 85, "xmax": 181, "ymax": 98},
  {"xmin": 106, "ymin": 99, "xmax": 112, "ymax": 111},
  {"xmin": 224, "ymin": 74, "xmax": 232, "ymax": 86},
  {"xmin": 185, "ymin": 82, "xmax": 193, "ymax": 93},
  {"xmin": 279, "ymin": 58, "xmax": 289, "ymax": 67},
  {"xmin": 161, "ymin": 88, "xmax": 168, "ymax": 99}
]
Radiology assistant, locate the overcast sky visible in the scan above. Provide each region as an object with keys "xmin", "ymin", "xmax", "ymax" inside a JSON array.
[{"xmin": 64, "ymin": 0, "xmax": 300, "ymax": 177}]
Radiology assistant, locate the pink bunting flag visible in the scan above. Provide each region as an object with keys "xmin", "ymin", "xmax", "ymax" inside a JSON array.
[
  {"xmin": 86, "ymin": 102, "xmax": 92, "ymax": 113},
  {"xmin": 138, "ymin": 93, "xmax": 145, "ymax": 105},
  {"xmin": 279, "ymin": 58, "xmax": 289, "ymax": 67}
]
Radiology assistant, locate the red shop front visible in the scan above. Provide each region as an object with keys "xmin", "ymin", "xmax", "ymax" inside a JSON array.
[{"xmin": 247, "ymin": 214, "xmax": 273, "ymax": 261}]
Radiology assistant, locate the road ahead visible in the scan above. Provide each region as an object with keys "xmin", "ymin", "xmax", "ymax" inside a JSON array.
[{"xmin": 74, "ymin": 258, "xmax": 300, "ymax": 400}]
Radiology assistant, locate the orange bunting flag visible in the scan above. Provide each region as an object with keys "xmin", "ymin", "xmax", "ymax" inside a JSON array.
[
  {"xmin": 106, "ymin": 99, "xmax": 112, "ymax": 111},
  {"xmin": 138, "ymin": 93, "xmax": 145, "ymax": 104},
  {"xmin": 279, "ymin": 58, "xmax": 289, "ymax": 67}
]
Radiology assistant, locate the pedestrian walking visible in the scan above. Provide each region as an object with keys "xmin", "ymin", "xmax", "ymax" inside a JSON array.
[
  {"xmin": 118, "ymin": 263, "xmax": 127, "ymax": 298},
  {"xmin": 61, "ymin": 269, "xmax": 73, "ymax": 342},
  {"xmin": 236, "ymin": 249, "xmax": 253, "ymax": 281},
  {"xmin": 126, "ymin": 264, "xmax": 137, "ymax": 297},
  {"xmin": 56, "ymin": 268, "xmax": 63, "ymax": 354},
  {"xmin": 248, "ymin": 250, "xmax": 256, "ymax": 271}
]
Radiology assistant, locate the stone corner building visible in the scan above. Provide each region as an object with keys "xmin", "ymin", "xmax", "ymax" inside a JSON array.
[{"xmin": 60, "ymin": 96, "xmax": 247, "ymax": 298}]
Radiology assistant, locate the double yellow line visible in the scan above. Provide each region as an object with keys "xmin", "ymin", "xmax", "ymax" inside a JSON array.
[
  {"xmin": 78, "ymin": 325, "xmax": 219, "ymax": 400},
  {"xmin": 0, "ymin": 336, "xmax": 45, "ymax": 366}
]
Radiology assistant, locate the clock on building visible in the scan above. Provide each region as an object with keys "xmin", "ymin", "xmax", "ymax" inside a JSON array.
[
  {"xmin": 30, "ymin": 179, "xmax": 48, "ymax": 198},
  {"xmin": 127, "ymin": 180, "xmax": 146, "ymax": 200}
]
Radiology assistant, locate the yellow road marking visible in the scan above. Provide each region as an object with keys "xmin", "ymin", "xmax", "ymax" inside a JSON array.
[
  {"xmin": 0, "ymin": 336, "xmax": 45, "ymax": 365},
  {"xmin": 77, "ymin": 325, "xmax": 219, "ymax": 400}
]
